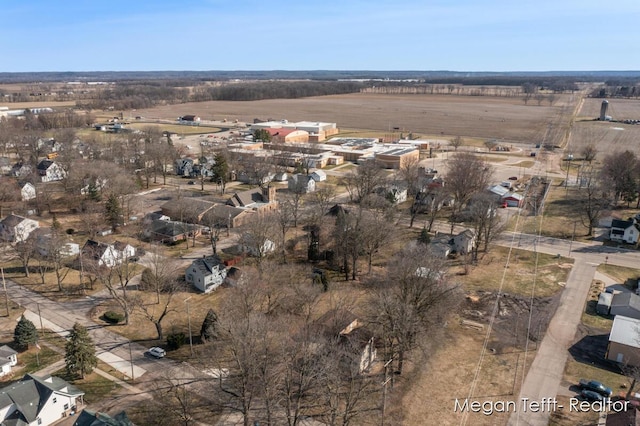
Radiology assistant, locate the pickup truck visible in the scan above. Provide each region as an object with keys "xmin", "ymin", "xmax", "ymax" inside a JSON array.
[{"xmin": 579, "ymin": 379, "xmax": 612, "ymax": 397}]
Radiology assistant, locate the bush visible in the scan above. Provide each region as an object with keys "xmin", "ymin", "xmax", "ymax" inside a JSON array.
[
  {"xmin": 166, "ymin": 332, "xmax": 186, "ymax": 350},
  {"xmin": 103, "ymin": 311, "xmax": 124, "ymax": 324}
]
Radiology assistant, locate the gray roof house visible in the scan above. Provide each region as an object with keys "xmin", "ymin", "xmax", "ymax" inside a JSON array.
[
  {"xmin": 0, "ymin": 214, "xmax": 39, "ymax": 243},
  {"xmin": 0, "ymin": 374, "xmax": 85, "ymax": 426},
  {"xmin": 73, "ymin": 409, "xmax": 135, "ymax": 426},
  {"xmin": 606, "ymin": 315, "xmax": 640, "ymax": 367},
  {"xmin": 288, "ymin": 174, "xmax": 316, "ymax": 194},
  {"xmin": 610, "ymin": 292, "xmax": 640, "ymax": 320},
  {"xmin": 0, "ymin": 345, "xmax": 17, "ymax": 377},
  {"xmin": 185, "ymin": 256, "xmax": 227, "ymax": 293}
]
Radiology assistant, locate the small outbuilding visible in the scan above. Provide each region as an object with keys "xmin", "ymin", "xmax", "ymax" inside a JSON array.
[{"xmin": 596, "ymin": 292, "xmax": 613, "ymax": 315}]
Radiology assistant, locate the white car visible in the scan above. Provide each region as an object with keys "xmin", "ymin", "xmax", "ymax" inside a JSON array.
[{"xmin": 148, "ymin": 347, "xmax": 166, "ymax": 358}]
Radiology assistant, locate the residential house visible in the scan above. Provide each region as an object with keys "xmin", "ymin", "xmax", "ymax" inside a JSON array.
[
  {"xmin": 610, "ymin": 219, "xmax": 640, "ymax": 244},
  {"xmin": 452, "ymin": 229, "xmax": 476, "ymax": 255},
  {"xmin": 11, "ymin": 162, "xmax": 33, "ymax": 178},
  {"xmin": 227, "ymin": 186, "xmax": 277, "ymax": 211},
  {"xmin": 605, "ymin": 407, "xmax": 640, "ymax": 426},
  {"xmin": 36, "ymin": 160, "xmax": 66, "ymax": 182},
  {"xmin": 609, "ymin": 292, "xmax": 640, "ymax": 320},
  {"xmin": 0, "ymin": 214, "xmax": 39, "ymax": 243},
  {"xmin": 175, "ymin": 158, "xmax": 195, "ymax": 177},
  {"xmin": 81, "ymin": 240, "xmax": 135, "ymax": 268},
  {"xmin": 310, "ymin": 170, "xmax": 327, "ymax": 182},
  {"xmin": 375, "ymin": 184, "xmax": 408, "ymax": 204},
  {"xmin": 73, "ymin": 409, "xmax": 135, "ymax": 426},
  {"xmin": 144, "ymin": 219, "xmax": 202, "ymax": 244},
  {"xmin": 20, "ymin": 182, "xmax": 36, "ymax": 201},
  {"xmin": 185, "ymin": 256, "xmax": 227, "ymax": 293},
  {"xmin": 161, "ymin": 198, "xmax": 216, "ymax": 224},
  {"xmin": 429, "ymin": 234, "xmax": 452, "ymax": 258},
  {"xmin": 0, "ymin": 157, "xmax": 12, "ymax": 175},
  {"xmin": 311, "ymin": 309, "xmax": 377, "ymax": 374},
  {"xmin": 0, "ymin": 374, "xmax": 85, "ymax": 426},
  {"xmin": 240, "ymin": 235, "xmax": 276, "ymax": 257},
  {"xmin": 35, "ymin": 229, "xmax": 80, "ymax": 257},
  {"xmin": 606, "ymin": 315, "xmax": 640, "ymax": 366},
  {"xmin": 288, "ymin": 174, "xmax": 316, "ymax": 194},
  {"xmin": 0, "ymin": 345, "xmax": 17, "ymax": 377}
]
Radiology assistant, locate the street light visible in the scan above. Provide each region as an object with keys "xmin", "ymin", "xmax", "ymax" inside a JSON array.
[{"xmin": 185, "ymin": 296, "xmax": 194, "ymax": 357}]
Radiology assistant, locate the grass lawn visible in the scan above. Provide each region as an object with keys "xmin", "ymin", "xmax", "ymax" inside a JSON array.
[
  {"xmin": 581, "ymin": 279, "xmax": 614, "ymax": 330},
  {"xmin": 454, "ymin": 247, "xmax": 573, "ymax": 298},
  {"xmin": 54, "ymin": 368, "xmax": 121, "ymax": 404},
  {"xmin": 597, "ymin": 264, "xmax": 640, "ymax": 289},
  {"xmin": 14, "ymin": 346, "xmax": 62, "ymax": 376}
]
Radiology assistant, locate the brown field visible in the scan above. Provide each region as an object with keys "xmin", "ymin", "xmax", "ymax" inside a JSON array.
[
  {"xmin": 134, "ymin": 93, "xmax": 576, "ymax": 144},
  {"xmin": 569, "ymin": 98, "xmax": 640, "ymax": 161}
]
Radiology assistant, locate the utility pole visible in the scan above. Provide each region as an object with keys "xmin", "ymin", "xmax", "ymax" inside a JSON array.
[
  {"xmin": 381, "ymin": 358, "xmax": 394, "ymax": 426},
  {"xmin": 129, "ymin": 341, "xmax": 135, "ymax": 383},
  {"xmin": 37, "ymin": 303, "xmax": 44, "ymax": 332},
  {"xmin": 185, "ymin": 296, "xmax": 193, "ymax": 357},
  {"xmin": 1, "ymin": 268, "xmax": 8, "ymax": 316}
]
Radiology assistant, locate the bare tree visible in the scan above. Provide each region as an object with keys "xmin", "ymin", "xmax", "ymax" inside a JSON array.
[
  {"xmin": 368, "ymin": 244, "xmax": 461, "ymax": 375},
  {"xmin": 601, "ymin": 150, "xmax": 639, "ymax": 205},
  {"xmin": 12, "ymin": 237, "xmax": 37, "ymax": 277},
  {"xmin": 467, "ymin": 193, "xmax": 504, "ymax": 259},
  {"xmin": 449, "ymin": 136, "xmax": 463, "ymax": 151},
  {"xmin": 359, "ymin": 205, "xmax": 396, "ymax": 275},
  {"xmin": 87, "ymin": 255, "xmax": 137, "ymax": 325},
  {"xmin": 136, "ymin": 278, "xmax": 179, "ymax": 341},
  {"xmin": 581, "ymin": 143, "xmax": 598, "ymax": 164},
  {"xmin": 579, "ymin": 168, "xmax": 612, "ymax": 236},
  {"xmin": 240, "ymin": 212, "xmax": 278, "ymax": 274},
  {"xmin": 445, "ymin": 152, "xmax": 493, "ymax": 233},
  {"xmin": 398, "ymin": 156, "xmax": 421, "ymax": 197},
  {"xmin": 342, "ymin": 160, "xmax": 386, "ymax": 203}
]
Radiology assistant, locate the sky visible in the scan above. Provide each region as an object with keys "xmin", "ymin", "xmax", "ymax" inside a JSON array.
[{"xmin": 2, "ymin": 0, "xmax": 639, "ymax": 72}]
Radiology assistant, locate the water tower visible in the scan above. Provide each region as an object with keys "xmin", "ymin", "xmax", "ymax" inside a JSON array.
[{"xmin": 599, "ymin": 100, "xmax": 609, "ymax": 121}]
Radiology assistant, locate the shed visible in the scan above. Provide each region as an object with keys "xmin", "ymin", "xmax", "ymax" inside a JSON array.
[
  {"xmin": 596, "ymin": 292, "xmax": 613, "ymax": 315},
  {"xmin": 502, "ymin": 193, "xmax": 524, "ymax": 207},
  {"xmin": 610, "ymin": 292, "xmax": 640, "ymax": 320},
  {"xmin": 310, "ymin": 170, "xmax": 327, "ymax": 182}
]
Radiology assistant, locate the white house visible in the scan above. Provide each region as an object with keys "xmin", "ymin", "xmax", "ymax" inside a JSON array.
[
  {"xmin": 610, "ymin": 219, "xmax": 640, "ymax": 244},
  {"xmin": 185, "ymin": 256, "xmax": 227, "ymax": 293},
  {"xmin": 0, "ymin": 374, "xmax": 84, "ymax": 425},
  {"xmin": 36, "ymin": 160, "xmax": 67, "ymax": 183},
  {"xmin": 452, "ymin": 229, "xmax": 476, "ymax": 255},
  {"xmin": 288, "ymin": 174, "xmax": 316, "ymax": 193},
  {"xmin": 0, "ymin": 214, "xmax": 39, "ymax": 243},
  {"xmin": 81, "ymin": 240, "xmax": 135, "ymax": 267},
  {"xmin": 0, "ymin": 345, "xmax": 17, "ymax": 377},
  {"xmin": 36, "ymin": 230, "xmax": 80, "ymax": 258},
  {"xmin": 20, "ymin": 182, "xmax": 36, "ymax": 201},
  {"xmin": 310, "ymin": 170, "xmax": 327, "ymax": 182}
]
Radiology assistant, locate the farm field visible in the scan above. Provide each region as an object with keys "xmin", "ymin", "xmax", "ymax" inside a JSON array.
[
  {"xmin": 569, "ymin": 97, "xmax": 640, "ymax": 161},
  {"xmin": 133, "ymin": 93, "xmax": 578, "ymax": 145}
]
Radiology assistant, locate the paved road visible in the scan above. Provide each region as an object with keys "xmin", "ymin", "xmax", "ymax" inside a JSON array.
[{"xmin": 497, "ymin": 232, "xmax": 640, "ymax": 426}]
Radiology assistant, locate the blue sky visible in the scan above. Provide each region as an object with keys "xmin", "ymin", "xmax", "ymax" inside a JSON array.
[{"xmin": 2, "ymin": 0, "xmax": 639, "ymax": 72}]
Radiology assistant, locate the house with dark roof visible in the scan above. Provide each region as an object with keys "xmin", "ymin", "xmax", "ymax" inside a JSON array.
[
  {"xmin": 0, "ymin": 374, "xmax": 84, "ymax": 426},
  {"xmin": 610, "ymin": 219, "xmax": 640, "ymax": 244},
  {"xmin": 73, "ymin": 409, "xmax": 135, "ymax": 426},
  {"xmin": 226, "ymin": 186, "xmax": 276, "ymax": 211},
  {"xmin": 185, "ymin": 256, "xmax": 227, "ymax": 293},
  {"xmin": 0, "ymin": 214, "xmax": 39, "ymax": 243},
  {"xmin": 81, "ymin": 240, "xmax": 135, "ymax": 268},
  {"xmin": 0, "ymin": 345, "xmax": 17, "ymax": 377},
  {"xmin": 144, "ymin": 219, "xmax": 202, "ymax": 244},
  {"xmin": 36, "ymin": 160, "xmax": 66, "ymax": 183}
]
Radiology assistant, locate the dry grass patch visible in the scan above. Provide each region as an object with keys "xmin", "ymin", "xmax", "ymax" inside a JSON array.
[
  {"xmin": 597, "ymin": 265, "xmax": 640, "ymax": 289},
  {"xmin": 453, "ymin": 247, "xmax": 572, "ymax": 298}
]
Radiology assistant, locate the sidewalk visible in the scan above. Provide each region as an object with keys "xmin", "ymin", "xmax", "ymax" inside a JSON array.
[{"xmin": 22, "ymin": 310, "xmax": 146, "ymax": 380}]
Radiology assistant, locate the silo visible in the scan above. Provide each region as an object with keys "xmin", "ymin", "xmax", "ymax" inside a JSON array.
[{"xmin": 599, "ymin": 100, "xmax": 609, "ymax": 120}]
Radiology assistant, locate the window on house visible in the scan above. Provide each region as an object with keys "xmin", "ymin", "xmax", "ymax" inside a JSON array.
[
  {"xmin": 37, "ymin": 419, "xmax": 42, "ymax": 425},
  {"xmin": 53, "ymin": 397, "xmax": 57, "ymax": 403},
  {"xmin": 64, "ymin": 403, "xmax": 69, "ymax": 410}
]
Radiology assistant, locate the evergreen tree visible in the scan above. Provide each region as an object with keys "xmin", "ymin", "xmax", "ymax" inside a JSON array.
[
  {"xmin": 104, "ymin": 194, "xmax": 122, "ymax": 232},
  {"xmin": 200, "ymin": 308, "xmax": 219, "ymax": 342},
  {"xmin": 211, "ymin": 152, "xmax": 229, "ymax": 194},
  {"xmin": 417, "ymin": 227, "xmax": 431, "ymax": 246},
  {"xmin": 14, "ymin": 315, "xmax": 38, "ymax": 350},
  {"xmin": 65, "ymin": 323, "xmax": 97, "ymax": 379}
]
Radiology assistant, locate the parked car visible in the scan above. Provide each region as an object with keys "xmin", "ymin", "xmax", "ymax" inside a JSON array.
[
  {"xmin": 581, "ymin": 389, "xmax": 605, "ymax": 402},
  {"xmin": 508, "ymin": 176, "xmax": 518, "ymax": 180},
  {"xmin": 579, "ymin": 379, "xmax": 612, "ymax": 397},
  {"xmin": 187, "ymin": 180, "xmax": 195, "ymax": 185},
  {"xmin": 148, "ymin": 347, "xmax": 166, "ymax": 358}
]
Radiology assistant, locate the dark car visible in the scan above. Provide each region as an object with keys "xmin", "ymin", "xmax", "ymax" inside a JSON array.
[
  {"xmin": 581, "ymin": 389, "xmax": 605, "ymax": 402},
  {"xmin": 508, "ymin": 176, "xmax": 518, "ymax": 180},
  {"xmin": 579, "ymin": 379, "xmax": 613, "ymax": 397},
  {"xmin": 187, "ymin": 180, "xmax": 195, "ymax": 185}
]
